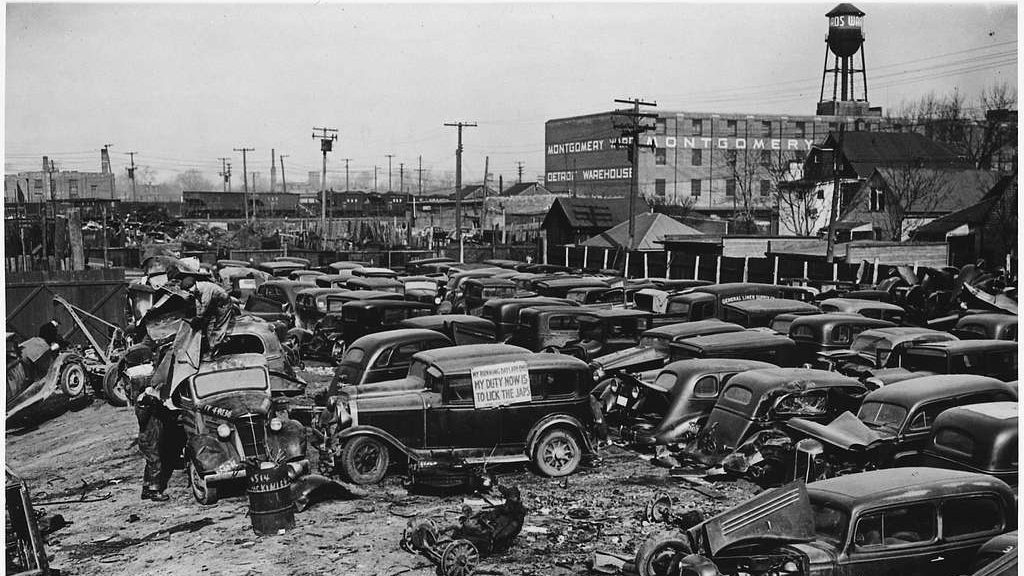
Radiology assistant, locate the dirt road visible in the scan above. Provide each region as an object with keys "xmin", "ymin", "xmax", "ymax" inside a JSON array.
[{"xmin": 7, "ymin": 366, "xmax": 758, "ymax": 576}]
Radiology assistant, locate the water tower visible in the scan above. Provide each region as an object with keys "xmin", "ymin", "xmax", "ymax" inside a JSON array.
[{"xmin": 817, "ymin": 3, "xmax": 873, "ymax": 116}]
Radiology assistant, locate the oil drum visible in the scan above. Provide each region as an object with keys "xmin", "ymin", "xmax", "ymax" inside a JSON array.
[{"xmin": 247, "ymin": 462, "xmax": 295, "ymax": 535}]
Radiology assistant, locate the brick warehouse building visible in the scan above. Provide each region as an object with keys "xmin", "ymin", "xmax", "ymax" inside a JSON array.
[{"xmin": 543, "ymin": 110, "xmax": 895, "ymax": 226}]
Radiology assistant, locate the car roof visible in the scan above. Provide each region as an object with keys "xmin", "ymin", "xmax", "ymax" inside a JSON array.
[
  {"xmin": 646, "ymin": 320, "xmax": 746, "ymax": 339},
  {"xmin": 263, "ymin": 279, "xmax": 316, "ymax": 287},
  {"xmin": 401, "ymin": 314, "xmax": 493, "ymax": 328},
  {"xmin": 864, "ymin": 374, "xmax": 1014, "ymax": 406},
  {"xmin": 820, "ymin": 297, "xmax": 905, "ymax": 311},
  {"xmin": 954, "ymin": 401, "xmax": 1019, "ymax": 421},
  {"xmin": 347, "ymin": 328, "xmax": 452, "ymax": 350},
  {"xmin": 661, "ymin": 358, "xmax": 779, "ymax": 376},
  {"xmin": 673, "ymin": 330, "xmax": 795, "ymax": 349},
  {"xmin": 724, "ymin": 298, "xmax": 820, "ymax": 312},
  {"xmin": 519, "ymin": 305, "xmax": 599, "ymax": 318},
  {"xmin": 724, "ymin": 367, "xmax": 863, "ymax": 396},
  {"xmin": 858, "ymin": 326, "xmax": 951, "ymax": 338},
  {"xmin": 348, "ymin": 277, "xmax": 402, "ymax": 285},
  {"xmin": 296, "ymin": 287, "xmax": 349, "ymax": 297},
  {"xmin": 411, "ymin": 344, "xmax": 532, "ymax": 372},
  {"xmin": 789, "ymin": 313, "xmax": 893, "ymax": 328},
  {"xmin": 581, "ymin": 308, "xmax": 653, "ymax": 319},
  {"xmin": 957, "ymin": 313, "xmax": 1018, "ymax": 325},
  {"xmin": 340, "ymin": 299, "xmax": 432, "ymax": 310},
  {"xmin": 908, "ymin": 340, "xmax": 1018, "ymax": 353},
  {"xmin": 196, "ymin": 352, "xmax": 267, "ymax": 375},
  {"xmin": 535, "ymin": 277, "xmax": 609, "ymax": 287},
  {"xmin": 808, "ymin": 467, "xmax": 1009, "ymax": 509},
  {"xmin": 465, "ymin": 277, "xmax": 516, "ymax": 286}
]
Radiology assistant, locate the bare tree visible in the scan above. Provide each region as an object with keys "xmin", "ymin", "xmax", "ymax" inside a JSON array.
[
  {"xmin": 892, "ymin": 83, "xmax": 1017, "ymax": 170},
  {"xmin": 874, "ymin": 164, "xmax": 953, "ymax": 240},
  {"xmin": 986, "ymin": 176, "xmax": 1017, "ymax": 267},
  {"xmin": 175, "ymin": 168, "xmax": 216, "ymax": 191}
]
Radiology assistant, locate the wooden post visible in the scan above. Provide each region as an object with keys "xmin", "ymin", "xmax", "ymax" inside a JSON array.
[
  {"xmin": 913, "ymin": 260, "xmax": 919, "ymax": 276},
  {"xmin": 695, "ymin": 255, "xmax": 701, "ymax": 280},
  {"xmin": 68, "ymin": 209, "xmax": 85, "ymax": 270},
  {"xmin": 773, "ymin": 256, "xmax": 779, "ymax": 284},
  {"xmin": 715, "ymin": 256, "xmax": 722, "ymax": 284},
  {"xmin": 833, "ymin": 262, "xmax": 838, "ymax": 281},
  {"xmin": 872, "ymin": 257, "xmax": 880, "ymax": 284},
  {"xmin": 583, "ymin": 245, "xmax": 589, "ymax": 270},
  {"xmin": 666, "ymin": 250, "xmax": 673, "ymax": 279},
  {"xmin": 625, "ymin": 251, "xmax": 631, "ymax": 278},
  {"xmin": 643, "ymin": 252, "xmax": 649, "ymax": 279},
  {"xmin": 743, "ymin": 257, "xmax": 749, "ymax": 282},
  {"xmin": 603, "ymin": 248, "xmax": 609, "ymax": 270},
  {"xmin": 541, "ymin": 236, "xmax": 548, "ymax": 264},
  {"xmin": 803, "ymin": 260, "xmax": 809, "ymax": 281}
]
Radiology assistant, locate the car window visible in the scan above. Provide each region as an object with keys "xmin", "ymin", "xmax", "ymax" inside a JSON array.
[
  {"xmin": 933, "ymin": 427, "xmax": 974, "ymax": 457},
  {"xmin": 548, "ymin": 315, "xmax": 579, "ymax": 331},
  {"xmin": 693, "ymin": 375, "xmax": 719, "ymax": 399},
  {"xmin": 985, "ymin": 350, "xmax": 1017, "ymax": 376},
  {"xmin": 372, "ymin": 348, "xmax": 393, "ymax": 368},
  {"xmin": 722, "ymin": 385, "xmax": 752, "ymax": 405},
  {"xmin": 443, "ymin": 375, "xmax": 474, "ymax": 404},
  {"xmin": 854, "ymin": 504, "xmax": 936, "ymax": 549},
  {"xmin": 820, "ymin": 304, "xmax": 841, "ymax": 313},
  {"xmin": 216, "ymin": 334, "xmax": 265, "ymax": 356},
  {"xmin": 908, "ymin": 400, "xmax": 957, "ymax": 433},
  {"xmin": 942, "ymin": 496, "xmax": 1004, "ymax": 540},
  {"xmin": 812, "ymin": 501, "xmax": 849, "ymax": 548},
  {"xmin": 390, "ymin": 343, "xmax": 422, "ymax": 366},
  {"xmin": 529, "ymin": 370, "xmax": 579, "ymax": 399},
  {"xmin": 857, "ymin": 401, "xmax": 907, "ymax": 432}
]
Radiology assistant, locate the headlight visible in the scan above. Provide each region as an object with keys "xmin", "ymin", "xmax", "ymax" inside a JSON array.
[
  {"xmin": 316, "ymin": 299, "xmax": 327, "ymax": 312},
  {"xmin": 269, "ymin": 417, "xmax": 283, "ymax": 431},
  {"xmin": 781, "ymin": 560, "xmax": 799, "ymax": 573},
  {"xmin": 434, "ymin": 296, "xmax": 443, "ymax": 305},
  {"xmin": 610, "ymin": 380, "xmax": 619, "ymax": 393},
  {"xmin": 630, "ymin": 386, "xmax": 640, "ymax": 399},
  {"xmin": 593, "ymin": 367, "xmax": 605, "ymax": 382},
  {"xmin": 217, "ymin": 423, "xmax": 231, "ymax": 438}
]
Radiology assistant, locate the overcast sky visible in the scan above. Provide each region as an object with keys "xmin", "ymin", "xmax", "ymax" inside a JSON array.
[{"xmin": 4, "ymin": 2, "xmax": 1018, "ymax": 189}]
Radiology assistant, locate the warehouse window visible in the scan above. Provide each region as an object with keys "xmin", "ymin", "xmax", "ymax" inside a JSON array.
[
  {"xmin": 691, "ymin": 149, "xmax": 702, "ymax": 167},
  {"xmin": 762, "ymin": 120, "xmax": 772, "ymax": 136},
  {"xmin": 795, "ymin": 122, "xmax": 806, "ymax": 139},
  {"xmin": 68, "ymin": 179, "xmax": 79, "ymax": 198},
  {"xmin": 760, "ymin": 180, "xmax": 771, "ymax": 196},
  {"xmin": 760, "ymin": 150, "xmax": 773, "ymax": 165},
  {"xmin": 725, "ymin": 179, "xmax": 736, "ymax": 197},
  {"xmin": 690, "ymin": 179, "xmax": 702, "ymax": 197},
  {"xmin": 655, "ymin": 179, "xmax": 666, "ymax": 197},
  {"xmin": 34, "ymin": 178, "xmax": 43, "ymax": 190},
  {"xmin": 691, "ymin": 119, "xmax": 703, "ymax": 136},
  {"xmin": 656, "ymin": 148, "xmax": 667, "ymax": 165},
  {"xmin": 726, "ymin": 120, "xmax": 738, "ymax": 136},
  {"xmin": 656, "ymin": 118, "xmax": 667, "ymax": 135}
]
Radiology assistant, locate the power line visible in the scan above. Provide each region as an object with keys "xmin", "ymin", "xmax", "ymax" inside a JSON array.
[{"xmin": 444, "ymin": 121, "xmax": 478, "ymax": 255}]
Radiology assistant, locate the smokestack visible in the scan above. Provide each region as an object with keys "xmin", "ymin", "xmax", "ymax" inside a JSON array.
[
  {"xmin": 43, "ymin": 156, "xmax": 49, "ymax": 172},
  {"xmin": 101, "ymin": 147, "xmax": 112, "ymax": 174},
  {"xmin": 270, "ymin": 148, "xmax": 277, "ymax": 194}
]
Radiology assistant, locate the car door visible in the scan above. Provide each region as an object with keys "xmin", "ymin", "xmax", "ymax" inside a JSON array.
[
  {"xmin": 500, "ymin": 369, "xmax": 587, "ymax": 449},
  {"xmin": 423, "ymin": 373, "xmax": 501, "ymax": 451},
  {"xmin": 841, "ymin": 502, "xmax": 942, "ymax": 576}
]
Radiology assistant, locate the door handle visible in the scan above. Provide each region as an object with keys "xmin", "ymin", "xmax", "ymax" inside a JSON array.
[{"xmin": 930, "ymin": 556, "xmax": 945, "ymax": 563}]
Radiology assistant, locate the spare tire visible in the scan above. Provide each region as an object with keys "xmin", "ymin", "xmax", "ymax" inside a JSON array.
[
  {"xmin": 635, "ymin": 531, "xmax": 693, "ymax": 576},
  {"xmin": 102, "ymin": 365, "xmax": 130, "ymax": 407}
]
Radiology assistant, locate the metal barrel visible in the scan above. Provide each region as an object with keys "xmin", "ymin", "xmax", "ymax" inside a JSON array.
[{"xmin": 246, "ymin": 462, "xmax": 295, "ymax": 535}]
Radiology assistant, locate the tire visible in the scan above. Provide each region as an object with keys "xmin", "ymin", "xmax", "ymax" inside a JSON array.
[
  {"xmin": 533, "ymin": 428, "xmax": 582, "ymax": 477},
  {"xmin": 635, "ymin": 531, "xmax": 693, "ymax": 576},
  {"xmin": 58, "ymin": 360, "xmax": 88, "ymax": 398},
  {"xmin": 102, "ymin": 369, "xmax": 130, "ymax": 407},
  {"xmin": 188, "ymin": 460, "xmax": 219, "ymax": 505},
  {"xmin": 330, "ymin": 340, "xmax": 346, "ymax": 360},
  {"xmin": 339, "ymin": 436, "xmax": 389, "ymax": 484}
]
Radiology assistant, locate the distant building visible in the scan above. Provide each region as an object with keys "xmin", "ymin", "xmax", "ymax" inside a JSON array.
[
  {"xmin": 502, "ymin": 182, "xmax": 553, "ymax": 196},
  {"xmin": 5, "ymin": 157, "xmax": 116, "ymax": 203},
  {"xmin": 541, "ymin": 196, "xmax": 650, "ymax": 248}
]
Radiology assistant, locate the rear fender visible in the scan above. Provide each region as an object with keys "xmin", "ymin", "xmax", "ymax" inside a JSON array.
[
  {"xmin": 335, "ymin": 425, "xmax": 418, "ymax": 460},
  {"xmin": 526, "ymin": 413, "xmax": 594, "ymax": 456}
]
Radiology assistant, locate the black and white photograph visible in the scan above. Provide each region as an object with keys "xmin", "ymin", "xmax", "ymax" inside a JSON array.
[{"xmin": 3, "ymin": 2, "xmax": 1019, "ymax": 575}]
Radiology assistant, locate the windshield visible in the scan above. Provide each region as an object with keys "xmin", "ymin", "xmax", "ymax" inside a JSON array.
[
  {"xmin": 193, "ymin": 367, "xmax": 268, "ymax": 399},
  {"xmin": 850, "ymin": 333, "xmax": 885, "ymax": 354},
  {"xmin": 901, "ymin": 350, "xmax": 948, "ymax": 373},
  {"xmin": 579, "ymin": 319, "xmax": 603, "ymax": 341},
  {"xmin": 639, "ymin": 335, "xmax": 670, "ymax": 353},
  {"xmin": 811, "ymin": 500, "xmax": 849, "ymax": 547},
  {"xmin": 857, "ymin": 401, "xmax": 907, "ymax": 432},
  {"xmin": 483, "ymin": 286, "xmax": 516, "ymax": 299},
  {"xmin": 667, "ymin": 301, "xmax": 690, "ymax": 315}
]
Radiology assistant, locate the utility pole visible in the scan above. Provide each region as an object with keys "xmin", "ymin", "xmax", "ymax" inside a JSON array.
[
  {"xmin": 612, "ymin": 97, "xmax": 657, "ymax": 271},
  {"xmin": 825, "ymin": 123, "xmax": 846, "ymax": 263},
  {"xmin": 279, "ymin": 155, "xmax": 288, "ymax": 194},
  {"xmin": 374, "ymin": 166, "xmax": 378, "ymax": 192},
  {"xmin": 342, "ymin": 158, "xmax": 352, "ymax": 192},
  {"xmin": 270, "ymin": 148, "xmax": 277, "ymax": 194},
  {"xmin": 386, "ymin": 154, "xmax": 395, "ymax": 192},
  {"xmin": 218, "ymin": 157, "xmax": 230, "ymax": 192},
  {"xmin": 399, "ymin": 163, "xmax": 405, "ymax": 193},
  {"xmin": 127, "ymin": 151, "xmax": 138, "ymax": 201},
  {"xmin": 444, "ymin": 121, "xmax": 477, "ymax": 259},
  {"xmin": 234, "ymin": 147, "xmax": 254, "ymax": 221},
  {"xmin": 226, "ymin": 161, "xmax": 232, "ymax": 192},
  {"xmin": 515, "ymin": 161, "xmax": 525, "ymax": 184},
  {"xmin": 312, "ymin": 127, "xmax": 338, "ymax": 248},
  {"xmin": 252, "ymin": 171, "xmax": 260, "ymax": 218}
]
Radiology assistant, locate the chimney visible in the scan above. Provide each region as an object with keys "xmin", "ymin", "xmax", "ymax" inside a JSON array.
[{"xmin": 42, "ymin": 156, "xmax": 49, "ymax": 172}]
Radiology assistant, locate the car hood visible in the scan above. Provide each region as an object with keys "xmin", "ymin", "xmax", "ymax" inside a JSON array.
[
  {"xmin": 592, "ymin": 345, "xmax": 665, "ymax": 372},
  {"xmin": 788, "ymin": 411, "xmax": 891, "ymax": 451},
  {"xmin": 692, "ymin": 481, "xmax": 815, "ymax": 556},
  {"xmin": 339, "ymin": 388, "xmax": 427, "ymax": 414},
  {"xmin": 197, "ymin": 391, "xmax": 272, "ymax": 419},
  {"xmin": 339, "ymin": 378, "xmax": 419, "ymax": 397}
]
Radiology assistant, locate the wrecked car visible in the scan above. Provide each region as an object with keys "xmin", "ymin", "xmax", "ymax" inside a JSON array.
[
  {"xmin": 399, "ymin": 314, "xmax": 497, "ymax": 345},
  {"xmin": 912, "ymin": 401, "xmax": 1018, "ymax": 486},
  {"xmin": 508, "ymin": 306, "xmax": 601, "ymax": 352},
  {"xmin": 891, "ymin": 340, "xmax": 1019, "ymax": 382},
  {"xmin": 719, "ymin": 298, "xmax": 821, "ymax": 329},
  {"xmin": 608, "ymin": 358, "xmax": 778, "ymax": 447},
  {"xmin": 818, "ymin": 297, "xmax": 907, "ymax": 324},
  {"xmin": 293, "ymin": 287, "xmax": 350, "ymax": 330},
  {"xmin": 590, "ymin": 320, "xmax": 746, "ymax": 383},
  {"xmin": 326, "ymin": 328, "xmax": 453, "ymax": 395},
  {"xmin": 952, "ymin": 313, "xmax": 1018, "ymax": 341},
  {"xmin": 177, "ymin": 353, "xmax": 308, "ymax": 505},
  {"xmin": 478, "ymin": 297, "xmax": 577, "ymax": 341},
  {"xmin": 457, "ymin": 277, "xmax": 517, "ymax": 314},
  {"xmin": 558, "ymin": 309, "xmax": 653, "ymax": 361},
  {"xmin": 669, "ymin": 330, "xmax": 799, "ymax": 367},
  {"xmin": 817, "ymin": 326, "xmax": 958, "ymax": 377},
  {"xmin": 6, "ymin": 333, "xmax": 90, "ymax": 429},
  {"xmin": 530, "ymin": 276, "xmax": 610, "ymax": 299},
  {"xmin": 291, "ymin": 295, "xmax": 424, "ymax": 359},
  {"xmin": 6, "ymin": 466, "xmax": 51, "ymax": 575},
  {"xmin": 680, "ymin": 367, "xmax": 866, "ymax": 481},
  {"xmin": 644, "ymin": 283, "xmax": 794, "ymax": 327},
  {"xmin": 317, "ymin": 348, "xmax": 603, "ymax": 484},
  {"xmin": 788, "ymin": 374, "xmax": 1016, "ymax": 482},
  {"xmin": 787, "ymin": 314, "xmax": 897, "ymax": 367},
  {"xmin": 635, "ymin": 467, "xmax": 1017, "ymax": 576}
]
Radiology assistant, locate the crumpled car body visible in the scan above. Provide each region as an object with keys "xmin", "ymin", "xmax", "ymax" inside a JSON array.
[{"xmin": 7, "ymin": 336, "xmax": 88, "ymax": 430}]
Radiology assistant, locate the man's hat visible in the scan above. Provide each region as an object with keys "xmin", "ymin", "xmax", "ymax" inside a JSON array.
[{"xmin": 167, "ymin": 259, "xmax": 212, "ymax": 281}]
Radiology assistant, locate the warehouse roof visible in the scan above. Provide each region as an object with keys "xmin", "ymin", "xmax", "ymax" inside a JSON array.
[
  {"xmin": 581, "ymin": 212, "xmax": 702, "ymax": 250},
  {"xmin": 541, "ymin": 196, "xmax": 649, "ymax": 232}
]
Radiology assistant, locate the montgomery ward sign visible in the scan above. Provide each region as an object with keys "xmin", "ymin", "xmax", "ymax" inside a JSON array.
[
  {"xmin": 471, "ymin": 361, "xmax": 532, "ymax": 408},
  {"xmin": 547, "ymin": 136, "xmax": 816, "ymax": 155}
]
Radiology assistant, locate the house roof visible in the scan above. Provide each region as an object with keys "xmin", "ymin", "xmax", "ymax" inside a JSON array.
[
  {"xmin": 503, "ymin": 182, "xmax": 552, "ymax": 196},
  {"xmin": 913, "ymin": 175, "xmax": 1016, "ymax": 237},
  {"xmin": 826, "ymin": 131, "xmax": 966, "ymax": 177},
  {"xmin": 542, "ymin": 196, "xmax": 649, "ymax": 231},
  {"xmin": 581, "ymin": 212, "xmax": 703, "ymax": 250},
  {"xmin": 840, "ymin": 167, "xmax": 1004, "ymax": 222}
]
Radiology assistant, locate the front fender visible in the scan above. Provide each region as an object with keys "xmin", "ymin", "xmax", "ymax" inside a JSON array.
[
  {"xmin": 266, "ymin": 419, "xmax": 307, "ymax": 461},
  {"xmin": 335, "ymin": 425, "xmax": 418, "ymax": 460},
  {"xmin": 526, "ymin": 413, "xmax": 595, "ymax": 456},
  {"xmin": 187, "ymin": 433, "xmax": 234, "ymax": 474}
]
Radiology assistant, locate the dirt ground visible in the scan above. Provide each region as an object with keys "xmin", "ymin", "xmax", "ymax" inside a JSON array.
[{"xmin": 6, "ymin": 363, "xmax": 760, "ymax": 576}]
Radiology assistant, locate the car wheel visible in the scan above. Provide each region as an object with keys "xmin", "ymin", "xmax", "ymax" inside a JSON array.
[
  {"xmin": 102, "ymin": 369, "xmax": 130, "ymax": 407},
  {"xmin": 188, "ymin": 460, "xmax": 218, "ymax": 505},
  {"xmin": 340, "ymin": 436, "xmax": 389, "ymax": 484},
  {"xmin": 58, "ymin": 360, "xmax": 88, "ymax": 398},
  {"xmin": 330, "ymin": 340, "xmax": 346, "ymax": 360},
  {"xmin": 533, "ymin": 428, "xmax": 582, "ymax": 477},
  {"xmin": 635, "ymin": 531, "xmax": 693, "ymax": 576}
]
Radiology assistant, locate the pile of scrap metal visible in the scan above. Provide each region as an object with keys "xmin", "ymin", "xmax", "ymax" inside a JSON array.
[
  {"xmin": 6, "ymin": 466, "xmax": 53, "ymax": 575},
  {"xmin": 876, "ymin": 263, "xmax": 1016, "ymax": 328}
]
